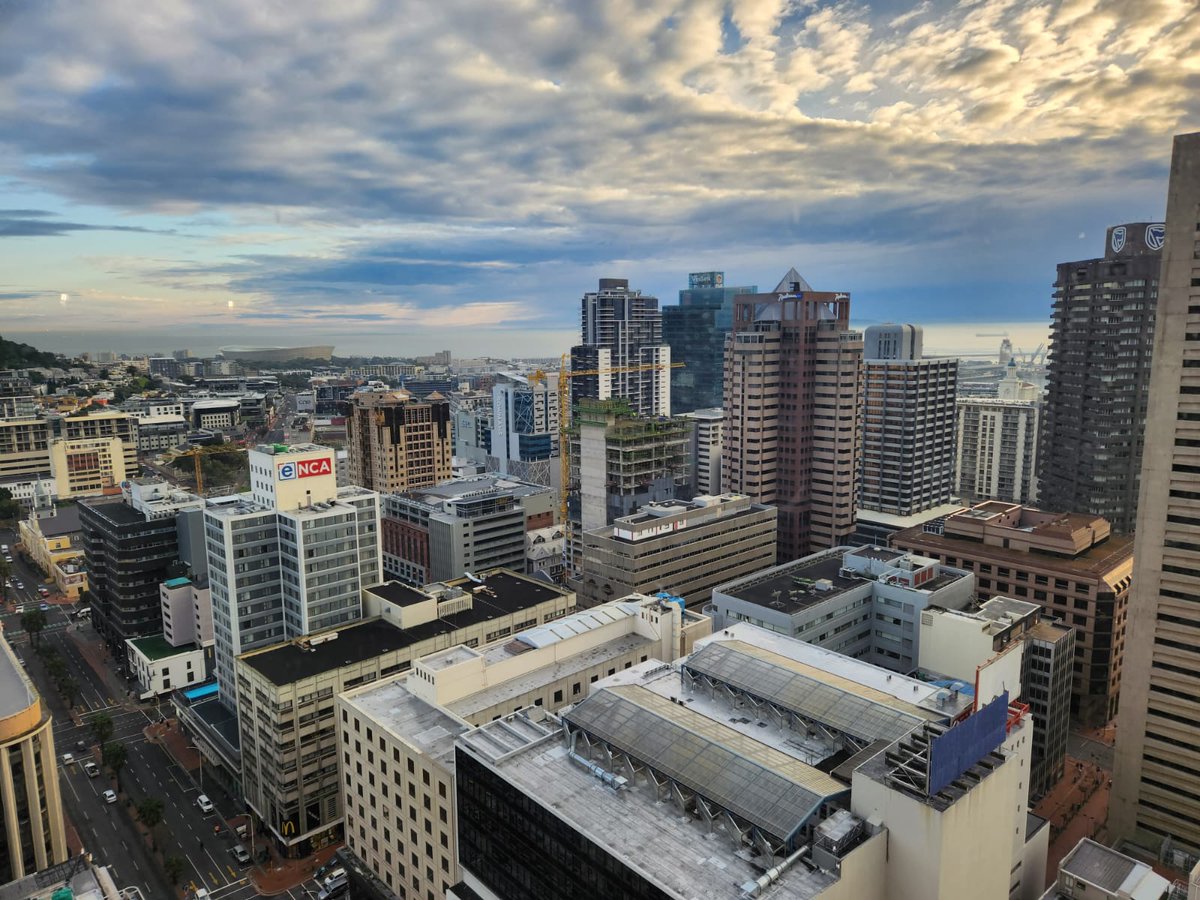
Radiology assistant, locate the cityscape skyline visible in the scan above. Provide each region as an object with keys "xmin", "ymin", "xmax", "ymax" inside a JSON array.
[{"xmin": 1, "ymin": 1, "xmax": 1192, "ymax": 355}]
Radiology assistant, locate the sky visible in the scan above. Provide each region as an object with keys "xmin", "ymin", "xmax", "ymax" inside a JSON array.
[{"xmin": 0, "ymin": 0, "xmax": 1196, "ymax": 358}]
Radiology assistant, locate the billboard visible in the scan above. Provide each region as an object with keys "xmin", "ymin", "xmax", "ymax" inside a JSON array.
[
  {"xmin": 928, "ymin": 691, "xmax": 1008, "ymax": 795},
  {"xmin": 278, "ymin": 457, "xmax": 333, "ymax": 480}
]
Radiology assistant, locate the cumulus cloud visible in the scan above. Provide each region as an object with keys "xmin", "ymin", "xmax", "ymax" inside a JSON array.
[{"xmin": 0, "ymin": 0, "xmax": 1193, "ymax": 349}]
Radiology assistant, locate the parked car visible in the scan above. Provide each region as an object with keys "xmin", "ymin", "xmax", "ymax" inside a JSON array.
[
  {"xmin": 196, "ymin": 794, "xmax": 214, "ymax": 814},
  {"xmin": 37, "ymin": 587, "xmax": 49, "ymax": 597},
  {"xmin": 317, "ymin": 878, "xmax": 348, "ymax": 900},
  {"xmin": 38, "ymin": 602, "xmax": 49, "ymax": 611},
  {"xmin": 229, "ymin": 845, "xmax": 251, "ymax": 865},
  {"xmin": 102, "ymin": 789, "xmax": 117, "ymax": 804},
  {"xmin": 83, "ymin": 761, "xmax": 99, "ymax": 777},
  {"xmin": 75, "ymin": 739, "xmax": 87, "ymax": 751}
]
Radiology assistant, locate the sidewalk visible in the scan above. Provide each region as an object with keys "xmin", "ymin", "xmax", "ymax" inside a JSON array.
[
  {"xmin": 1034, "ymin": 754, "xmax": 1111, "ymax": 883},
  {"xmin": 70, "ymin": 627, "xmax": 131, "ymax": 705},
  {"xmin": 148, "ymin": 719, "xmax": 202, "ymax": 771}
]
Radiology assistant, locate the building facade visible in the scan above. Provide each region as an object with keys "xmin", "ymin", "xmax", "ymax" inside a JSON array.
[
  {"xmin": 489, "ymin": 373, "xmax": 558, "ymax": 486},
  {"xmin": 206, "ymin": 443, "xmax": 381, "ymax": 708},
  {"xmin": 569, "ymin": 278, "xmax": 671, "ymax": 417},
  {"xmin": 344, "ymin": 389, "xmax": 452, "ymax": 494},
  {"xmin": 1038, "ymin": 222, "xmax": 1163, "ymax": 533},
  {"xmin": 1111, "ymin": 133, "xmax": 1200, "ymax": 855},
  {"xmin": 682, "ymin": 407, "xmax": 722, "ymax": 495},
  {"xmin": 661, "ymin": 271, "xmax": 757, "ymax": 414},
  {"xmin": 956, "ymin": 361, "xmax": 1041, "ymax": 504},
  {"xmin": 380, "ymin": 474, "xmax": 555, "ymax": 586},
  {"xmin": 574, "ymin": 494, "xmax": 777, "ymax": 608},
  {"xmin": 860, "ymin": 324, "xmax": 958, "ymax": 517},
  {"xmin": 80, "ymin": 480, "xmax": 204, "ymax": 655},
  {"xmin": 0, "ymin": 631, "xmax": 68, "ymax": 883},
  {"xmin": 892, "ymin": 501, "xmax": 1134, "ymax": 725},
  {"xmin": 723, "ymin": 269, "xmax": 863, "ymax": 561}
]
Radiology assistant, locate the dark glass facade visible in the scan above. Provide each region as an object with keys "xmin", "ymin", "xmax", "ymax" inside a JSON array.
[
  {"xmin": 662, "ymin": 272, "xmax": 756, "ymax": 414},
  {"xmin": 456, "ymin": 747, "xmax": 673, "ymax": 900},
  {"xmin": 1038, "ymin": 223, "xmax": 1162, "ymax": 533},
  {"xmin": 80, "ymin": 497, "xmax": 185, "ymax": 657}
]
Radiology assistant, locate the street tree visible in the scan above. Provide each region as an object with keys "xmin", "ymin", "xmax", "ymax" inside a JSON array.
[
  {"xmin": 102, "ymin": 741, "xmax": 127, "ymax": 790},
  {"xmin": 0, "ymin": 557, "xmax": 9, "ymax": 602},
  {"xmin": 21, "ymin": 609, "xmax": 47, "ymax": 646},
  {"xmin": 163, "ymin": 856, "xmax": 185, "ymax": 885},
  {"xmin": 58, "ymin": 676, "xmax": 79, "ymax": 708},
  {"xmin": 90, "ymin": 712, "xmax": 114, "ymax": 746}
]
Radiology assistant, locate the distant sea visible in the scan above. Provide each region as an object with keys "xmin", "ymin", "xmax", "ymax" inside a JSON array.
[{"xmin": 883, "ymin": 322, "xmax": 1052, "ymax": 360}]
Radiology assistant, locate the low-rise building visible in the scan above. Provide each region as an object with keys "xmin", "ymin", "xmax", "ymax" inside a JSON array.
[
  {"xmin": 126, "ymin": 634, "xmax": 210, "ymax": 700},
  {"xmin": 574, "ymin": 493, "xmax": 777, "ymax": 608},
  {"xmin": 1039, "ymin": 838, "xmax": 1173, "ymax": 899},
  {"xmin": 525, "ymin": 524, "xmax": 565, "ymax": 582},
  {"xmin": 337, "ymin": 592, "xmax": 710, "ymax": 899},
  {"xmin": 709, "ymin": 544, "xmax": 975, "ymax": 673},
  {"xmin": 135, "ymin": 414, "xmax": 189, "ymax": 452},
  {"xmin": 236, "ymin": 568, "xmax": 574, "ymax": 856},
  {"xmin": 892, "ymin": 501, "xmax": 1134, "ymax": 724},
  {"xmin": 48, "ymin": 436, "xmax": 129, "ymax": 498},
  {"xmin": 17, "ymin": 505, "xmax": 84, "ymax": 593},
  {"xmin": 190, "ymin": 398, "xmax": 240, "ymax": 430},
  {"xmin": 0, "ymin": 418, "xmax": 52, "ymax": 484}
]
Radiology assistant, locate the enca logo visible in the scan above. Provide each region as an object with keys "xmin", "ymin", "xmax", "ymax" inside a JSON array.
[{"xmin": 278, "ymin": 457, "xmax": 333, "ymax": 480}]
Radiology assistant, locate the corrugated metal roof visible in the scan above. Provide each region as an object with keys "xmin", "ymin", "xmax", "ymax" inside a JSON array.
[
  {"xmin": 517, "ymin": 603, "xmax": 638, "ymax": 649},
  {"xmin": 565, "ymin": 684, "xmax": 845, "ymax": 843}
]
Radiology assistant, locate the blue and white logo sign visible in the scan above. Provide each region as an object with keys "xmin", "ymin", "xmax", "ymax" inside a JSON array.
[
  {"xmin": 1146, "ymin": 223, "xmax": 1166, "ymax": 251},
  {"xmin": 1111, "ymin": 226, "xmax": 1127, "ymax": 253},
  {"xmin": 278, "ymin": 462, "xmax": 297, "ymax": 480}
]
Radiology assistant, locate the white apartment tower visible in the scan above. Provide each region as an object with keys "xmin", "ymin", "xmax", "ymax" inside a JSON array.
[
  {"xmin": 956, "ymin": 360, "xmax": 1041, "ymax": 504},
  {"xmin": 205, "ymin": 443, "xmax": 381, "ymax": 707}
]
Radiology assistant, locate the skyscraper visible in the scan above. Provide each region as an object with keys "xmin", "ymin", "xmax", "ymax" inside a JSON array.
[
  {"xmin": 723, "ymin": 269, "xmax": 862, "ymax": 560},
  {"xmin": 489, "ymin": 372, "xmax": 559, "ymax": 486},
  {"xmin": 343, "ymin": 389, "xmax": 452, "ymax": 494},
  {"xmin": 570, "ymin": 278, "xmax": 671, "ymax": 417},
  {"xmin": 1038, "ymin": 221, "xmax": 1164, "ymax": 533},
  {"xmin": 1111, "ymin": 132, "xmax": 1200, "ymax": 855},
  {"xmin": 956, "ymin": 360, "xmax": 1041, "ymax": 504},
  {"xmin": 859, "ymin": 323, "xmax": 958, "ymax": 517},
  {"xmin": 662, "ymin": 271, "xmax": 757, "ymax": 414}
]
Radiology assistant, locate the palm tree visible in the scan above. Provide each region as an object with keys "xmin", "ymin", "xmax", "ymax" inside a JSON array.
[
  {"xmin": 0, "ymin": 557, "xmax": 10, "ymax": 603},
  {"xmin": 90, "ymin": 712, "xmax": 114, "ymax": 746},
  {"xmin": 20, "ymin": 609, "xmax": 46, "ymax": 646},
  {"xmin": 102, "ymin": 741, "xmax": 127, "ymax": 791},
  {"xmin": 163, "ymin": 855, "xmax": 185, "ymax": 885}
]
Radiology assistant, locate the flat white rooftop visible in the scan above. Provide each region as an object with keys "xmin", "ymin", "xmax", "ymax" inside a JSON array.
[{"xmin": 342, "ymin": 678, "xmax": 469, "ymax": 768}]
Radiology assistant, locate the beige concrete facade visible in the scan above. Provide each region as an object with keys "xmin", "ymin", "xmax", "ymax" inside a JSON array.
[
  {"xmin": 345, "ymin": 390, "xmax": 452, "ymax": 494},
  {"xmin": 0, "ymin": 631, "xmax": 67, "ymax": 883},
  {"xmin": 60, "ymin": 410, "xmax": 138, "ymax": 475},
  {"xmin": 1111, "ymin": 132, "xmax": 1200, "ymax": 855},
  {"xmin": 574, "ymin": 493, "xmax": 777, "ymax": 608},
  {"xmin": 49, "ymin": 436, "xmax": 129, "ymax": 498},
  {"xmin": 893, "ymin": 501, "xmax": 1132, "ymax": 725},
  {"xmin": 723, "ymin": 276, "xmax": 862, "ymax": 561},
  {"xmin": 0, "ymin": 419, "xmax": 51, "ymax": 483}
]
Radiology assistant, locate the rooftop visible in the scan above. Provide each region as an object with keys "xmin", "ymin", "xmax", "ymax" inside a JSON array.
[
  {"xmin": 714, "ymin": 549, "xmax": 864, "ymax": 614},
  {"xmin": 460, "ymin": 707, "xmax": 854, "ymax": 899},
  {"xmin": 128, "ymin": 634, "xmax": 196, "ymax": 661},
  {"xmin": 32, "ymin": 503, "xmax": 81, "ymax": 537},
  {"xmin": 366, "ymin": 580, "xmax": 431, "ymax": 608},
  {"xmin": 1050, "ymin": 838, "xmax": 1170, "ymax": 898},
  {"xmin": 0, "ymin": 634, "xmax": 36, "ymax": 722},
  {"xmin": 342, "ymin": 677, "xmax": 469, "ymax": 769}
]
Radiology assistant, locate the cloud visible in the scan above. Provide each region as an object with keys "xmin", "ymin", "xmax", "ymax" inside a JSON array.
[{"xmin": 0, "ymin": 0, "xmax": 1193, "ymax": 350}]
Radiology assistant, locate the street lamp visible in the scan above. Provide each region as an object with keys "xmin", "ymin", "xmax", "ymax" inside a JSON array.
[{"xmin": 187, "ymin": 745, "xmax": 203, "ymax": 790}]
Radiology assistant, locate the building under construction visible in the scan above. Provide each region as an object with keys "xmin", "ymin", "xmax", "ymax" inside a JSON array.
[{"xmin": 568, "ymin": 399, "xmax": 693, "ymax": 537}]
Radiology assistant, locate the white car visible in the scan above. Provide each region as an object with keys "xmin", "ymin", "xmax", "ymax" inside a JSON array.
[
  {"xmin": 196, "ymin": 794, "xmax": 214, "ymax": 813},
  {"xmin": 61, "ymin": 753, "xmax": 74, "ymax": 766},
  {"xmin": 84, "ymin": 761, "xmax": 100, "ymax": 777},
  {"xmin": 102, "ymin": 789, "xmax": 117, "ymax": 804}
]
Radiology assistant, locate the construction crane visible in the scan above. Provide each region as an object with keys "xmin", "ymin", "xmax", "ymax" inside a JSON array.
[
  {"xmin": 164, "ymin": 444, "xmax": 249, "ymax": 494},
  {"xmin": 555, "ymin": 354, "xmax": 684, "ymax": 525}
]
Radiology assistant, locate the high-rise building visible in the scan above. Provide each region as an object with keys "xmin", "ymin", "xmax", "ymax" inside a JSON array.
[
  {"xmin": 892, "ymin": 501, "xmax": 1134, "ymax": 724},
  {"xmin": 570, "ymin": 398, "xmax": 692, "ymax": 534},
  {"xmin": 569, "ymin": 278, "xmax": 671, "ymax": 417},
  {"xmin": 681, "ymin": 407, "xmax": 723, "ymax": 495},
  {"xmin": 956, "ymin": 360, "xmax": 1041, "ymax": 504},
  {"xmin": 205, "ymin": 443, "xmax": 381, "ymax": 707},
  {"xmin": 662, "ymin": 271, "xmax": 757, "ymax": 414},
  {"xmin": 344, "ymin": 389, "xmax": 452, "ymax": 493},
  {"xmin": 489, "ymin": 372, "xmax": 558, "ymax": 486},
  {"xmin": 0, "ymin": 630, "xmax": 67, "ymax": 883},
  {"xmin": 723, "ymin": 269, "xmax": 863, "ymax": 560},
  {"xmin": 80, "ymin": 479, "xmax": 204, "ymax": 656},
  {"xmin": 58, "ymin": 410, "xmax": 139, "ymax": 477},
  {"xmin": 859, "ymin": 323, "xmax": 958, "ymax": 516},
  {"xmin": 1112, "ymin": 132, "xmax": 1200, "ymax": 855},
  {"xmin": 574, "ymin": 493, "xmax": 777, "ymax": 608},
  {"xmin": 1038, "ymin": 221, "xmax": 1164, "ymax": 533},
  {"xmin": 0, "ymin": 370, "xmax": 38, "ymax": 419}
]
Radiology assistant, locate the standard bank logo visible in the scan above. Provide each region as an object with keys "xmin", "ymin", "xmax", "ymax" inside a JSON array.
[
  {"xmin": 1146, "ymin": 223, "xmax": 1165, "ymax": 251},
  {"xmin": 1110, "ymin": 226, "xmax": 1126, "ymax": 253},
  {"xmin": 278, "ymin": 462, "xmax": 297, "ymax": 480}
]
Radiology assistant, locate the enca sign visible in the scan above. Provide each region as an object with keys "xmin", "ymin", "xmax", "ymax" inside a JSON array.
[{"xmin": 278, "ymin": 457, "xmax": 333, "ymax": 480}]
